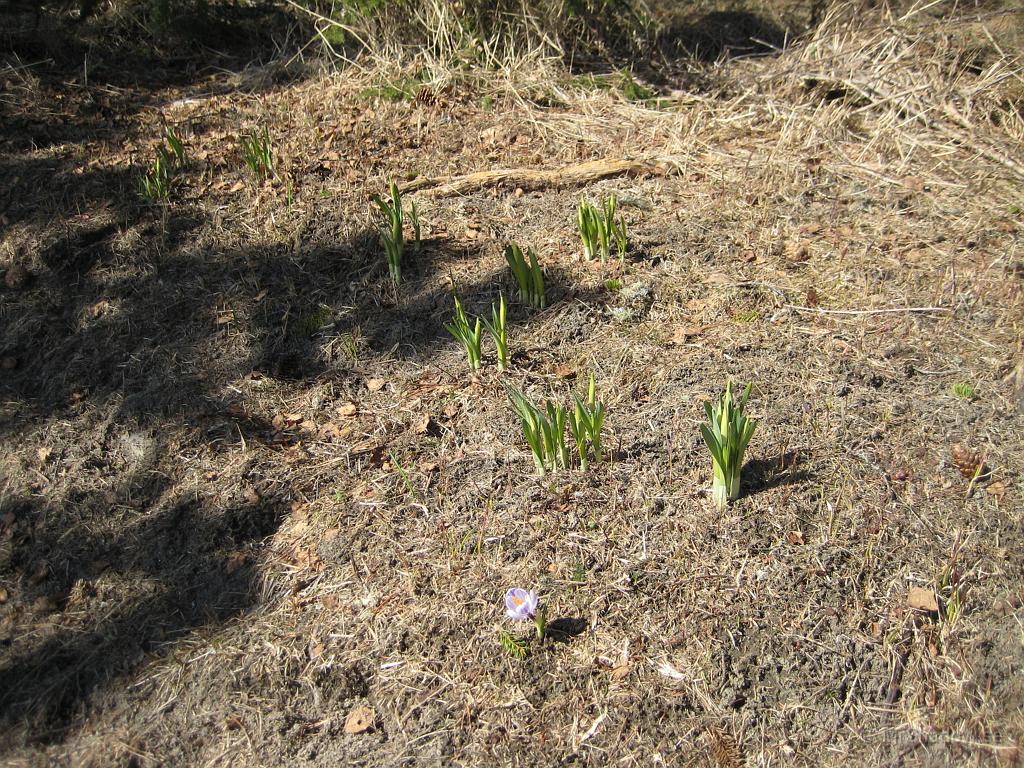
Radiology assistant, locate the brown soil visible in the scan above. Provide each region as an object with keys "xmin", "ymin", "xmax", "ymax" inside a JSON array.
[{"xmin": 2, "ymin": 4, "xmax": 1023, "ymax": 767}]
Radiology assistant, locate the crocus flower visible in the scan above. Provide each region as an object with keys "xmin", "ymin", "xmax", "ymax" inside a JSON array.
[{"xmin": 504, "ymin": 588, "xmax": 539, "ymax": 621}]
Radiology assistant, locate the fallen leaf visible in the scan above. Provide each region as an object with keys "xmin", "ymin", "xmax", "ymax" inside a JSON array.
[
  {"xmin": 907, "ymin": 586, "xmax": 939, "ymax": 613},
  {"xmin": 786, "ymin": 243, "xmax": 810, "ymax": 264},
  {"xmin": 413, "ymin": 413, "xmax": 434, "ymax": 435},
  {"xmin": 272, "ymin": 413, "xmax": 304, "ymax": 430},
  {"xmin": 669, "ymin": 325, "xmax": 702, "ymax": 345},
  {"xmin": 37, "ymin": 447, "xmax": 53, "ymax": 464},
  {"xmin": 986, "ymin": 481, "xmax": 1007, "ymax": 498},
  {"xmin": 609, "ymin": 663, "xmax": 631, "ymax": 681},
  {"xmin": 319, "ymin": 422, "xmax": 352, "ymax": 441},
  {"xmin": 344, "ymin": 707, "xmax": 375, "ymax": 734}
]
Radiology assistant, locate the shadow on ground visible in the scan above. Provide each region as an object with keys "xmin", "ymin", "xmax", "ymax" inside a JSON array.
[{"xmin": 0, "ymin": 487, "xmax": 288, "ymax": 747}]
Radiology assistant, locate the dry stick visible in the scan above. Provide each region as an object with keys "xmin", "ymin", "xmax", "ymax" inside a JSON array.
[
  {"xmin": 398, "ymin": 157, "xmax": 672, "ymax": 196},
  {"xmin": 785, "ymin": 304, "xmax": 950, "ymax": 315}
]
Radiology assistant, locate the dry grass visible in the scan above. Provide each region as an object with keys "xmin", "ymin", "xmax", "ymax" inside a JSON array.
[{"xmin": 1, "ymin": 2, "xmax": 1023, "ymax": 766}]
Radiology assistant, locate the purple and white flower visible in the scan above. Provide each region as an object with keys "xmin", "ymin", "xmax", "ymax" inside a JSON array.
[{"xmin": 504, "ymin": 588, "xmax": 539, "ymax": 621}]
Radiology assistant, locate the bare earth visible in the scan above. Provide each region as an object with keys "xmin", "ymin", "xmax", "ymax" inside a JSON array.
[{"xmin": 1, "ymin": 5, "xmax": 1023, "ymax": 766}]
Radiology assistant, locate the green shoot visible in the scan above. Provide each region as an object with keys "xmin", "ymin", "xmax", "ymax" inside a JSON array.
[
  {"xmin": 498, "ymin": 630, "xmax": 528, "ymax": 659},
  {"xmin": 375, "ymin": 181, "xmax": 403, "ymax": 284},
  {"xmin": 138, "ymin": 146, "xmax": 173, "ymax": 202},
  {"xmin": 950, "ymin": 382, "xmax": 975, "ymax": 400},
  {"xmin": 388, "ymin": 450, "xmax": 421, "ymax": 502},
  {"xmin": 409, "ymin": 199, "xmax": 421, "ymax": 252},
  {"xmin": 373, "ymin": 180, "xmax": 420, "ymax": 285},
  {"xmin": 545, "ymin": 400, "xmax": 570, "ymax": 470},
  {"xmin": 481, "ymin": 293, "xmax": 509, "ymax": 372},
  {"xmin": 507, "ymin": 387, "xmax": 568, "ymax": 475},
  {"xmin": 572, "ymin": 560, "xmax": 586, "ymax": 583},
  {"xmin": 614, "ymin": 208, "xmax": 628, "ymax": 258},
  {"xmin": 567, "ymin": 373, "xmax": 606, "ymax": 471},
  {"xmin": 138, "ymin": 126, "xmax": 191, "ymax": 204},
  {"xmin": 164, "ymin": 126, "xmax": 187, "ymax": 165},
  {"xmin": 445, "ymin": 295, "xmax": 483, "ymax": 370},
  {"xmin": 700, "ymin": 382, "xmax": 757, "ymax": 510},
  {"xmin": 577, "ymin": 197, "xmax": 597, "ymax": 261},
  {"xmin": 240, "ymin": 126, "xmax": 273, "ymax": 181},
  {"xmin": 504, "ymin": 243, "xmax": 545, "ymax": 308},
  {"xmin": 577, "ymin": 195, "xmax": 628, "ymax": 263}
]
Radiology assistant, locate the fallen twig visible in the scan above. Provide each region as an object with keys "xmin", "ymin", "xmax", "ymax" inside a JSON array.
[
  {"xmin": 785, "ymin": 304, "xmax": 950, "ymax": 316},
  {"xmin": 399, "ymin": 157, "xmax": 673, "ymax": 196}
]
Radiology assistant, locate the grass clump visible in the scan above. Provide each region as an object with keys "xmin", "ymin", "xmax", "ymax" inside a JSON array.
[
  {"xmin": 950, "ymin": 381, "xmax": 975, "ymax": 399},
  {"xmin": 301, "ymin": 0, "xmax": 652, "ymax": 67},
  {"xmin": 240, "ymin": 126, "xmax": 273, "ymax": 181},
  {"xmin": 359, "ymin": 72, "xmax": 427, "ymax": 102}
]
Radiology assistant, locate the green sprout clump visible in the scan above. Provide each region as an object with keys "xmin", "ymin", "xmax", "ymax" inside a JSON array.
[
  {"xmin": 445, "ymin": 295, "xmax": 483, "ymax": 370},
  {"xmin": 138, "ymin": 127, "xmax": 188, "ymax": 203},
  {"xmin": 567, "ymin": 374, "xmax": 606, "ymax": 471},
  {"xmin": 508, "ymin": 374, "xmax": 607, "ymax": 475},
  {"xmin": 577, "ymin": 195, "xmax": 628, "ymax": 263},
  {"xmin": 505, "ymin": 242, "xmax": 545, "ymax": 308},
  {"xmin": 240, "ymin": 126, "xmax": 273, "ymax": 181},
  {"xmin": 481, "ymin": 293, "xmax": 509, "ymax": 372},
  {"xmin": 700, "ymin": 382, "xmax": 757, "ymax": 510},
  {"xmin": 508, "ymin": 388, "xmax": 569, "ymax": 475},
  {"xmin": 373, "ymin": 180, "xmax": 420, "ymax": 285},
  {"xmin": 950, "ymin": 382, "xmax": 975, "ymax": 400}
]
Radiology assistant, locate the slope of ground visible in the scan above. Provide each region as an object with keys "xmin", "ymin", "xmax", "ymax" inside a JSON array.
[{"xmin": 1, "ymin": 3, "xmax": 1023, "ymax": 766}]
